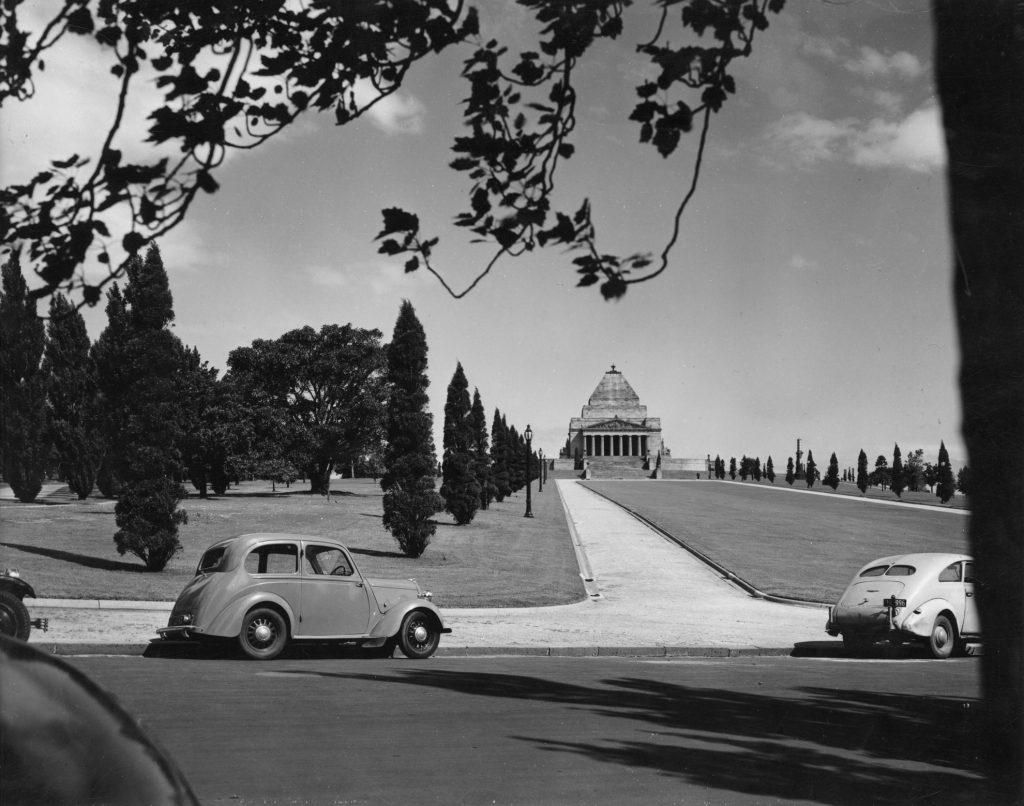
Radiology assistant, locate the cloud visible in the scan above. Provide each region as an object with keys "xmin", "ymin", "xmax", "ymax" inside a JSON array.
[
  {"xmin": 844, "ymin": 47, "xmax": 924, "ymax": 80},
  {"xmin": 850, "ymin": 106, "xmax": 945, "ymax": 171},
  {"xmin": 351, "ymin": 81, "xmax": 427, "ymax": 135},
  {"xmin": 763, "ymin": 104, "xmax": 944, "ymax": 173}
]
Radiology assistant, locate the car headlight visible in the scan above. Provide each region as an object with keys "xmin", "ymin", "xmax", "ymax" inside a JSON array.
[
  {"xmin": 418, "ymin": 591, "xmax": 433, "ymax": 601},
  {"xmin": 170, "ymin": 612, "xmax": 194, "ymax": 627}
]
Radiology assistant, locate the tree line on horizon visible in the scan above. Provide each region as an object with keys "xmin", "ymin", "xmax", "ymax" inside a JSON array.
[
  {"xmin": 1, "ymin": 247, "xmax": 536, "ymax": 568},
  {"xmin": 709, "ymin": 443, "xmax": 964, "ymax": 504}
]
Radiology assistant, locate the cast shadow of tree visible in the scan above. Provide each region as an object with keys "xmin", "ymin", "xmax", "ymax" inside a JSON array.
[
  {"xmin": 326, "ymin": 668, "xmax": 993, "ymax": 805},
  {"xmin": 0, "ymin": 542, "xmax": 147, "ymax": 572}
]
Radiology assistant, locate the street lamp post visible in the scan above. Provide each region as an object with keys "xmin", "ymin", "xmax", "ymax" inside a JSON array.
[
  {"xmin": 538, "ymin": 449, "xmax": 544, "ymax": 493},
  {"xmin": 524, "ymin": 424, "xmax": 534, "ymax": 518}
]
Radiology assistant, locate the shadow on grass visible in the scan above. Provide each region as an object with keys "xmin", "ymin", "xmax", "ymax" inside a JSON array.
[
  {"xmin": 0, "ymin": 542, "xmax": 147, "ymax": 573},
  {"xmin": 348, "ymin": 546, "xmax": 407, "ymax": 559},
  {"xmin": 309, "ymin": 667, "xmax": 996, "ymax": 805},
  {"xmin": 189, "ymin": 489, "xmax": 363, "ymax": 500}
]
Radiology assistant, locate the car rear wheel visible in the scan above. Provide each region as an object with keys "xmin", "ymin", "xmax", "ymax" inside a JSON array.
[
  {"xmin": 927, "ymin": 614, "xmax": 957, "ymax": 659},
  {"xmin": 396, "ymin": 611, "xmax": 440, "ymax": 659},
  {"xmin": 239, "ymin": 607, "xmax": 288, "ymax": 660},
  {"xmin": 0, "ymin": 591, "xmax": 31, "ymax": 640}
]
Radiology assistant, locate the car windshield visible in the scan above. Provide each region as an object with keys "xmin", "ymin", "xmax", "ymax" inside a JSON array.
[{"xmin": 196, "ymin": 547, "xmax": 227, "ymax": 575}]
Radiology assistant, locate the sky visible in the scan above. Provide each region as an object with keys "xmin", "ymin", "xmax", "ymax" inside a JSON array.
[{"xmin": 1, "ymin": 0, "xmax": 967, "ymax": 472}]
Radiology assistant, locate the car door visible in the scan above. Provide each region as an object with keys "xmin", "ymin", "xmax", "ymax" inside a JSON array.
[
  {"xmin": 296, "ymin": 543, "xmax": 372, "ymax": 637},
  {"xmin": 937, "ymin": 560, "xmax": 980, "ymax": 637},
  {"xmin": 960, "ymin": 561, "xmax": 981, "ymax": 636}
]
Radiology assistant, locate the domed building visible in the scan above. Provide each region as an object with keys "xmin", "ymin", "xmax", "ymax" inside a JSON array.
[{"xmin": 557, "ymin": 366, "xmax": 706, "ymax": 478}]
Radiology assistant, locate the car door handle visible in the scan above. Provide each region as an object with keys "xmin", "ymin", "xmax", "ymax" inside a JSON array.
[{"xmin": 966, "ymin": 591, "xmax": 973, "ymax": 597}]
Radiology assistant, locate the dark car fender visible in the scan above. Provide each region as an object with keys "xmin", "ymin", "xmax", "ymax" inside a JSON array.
[
  {"xmin": 0, "ymin": 575, "xmax": 36, "ymax": 601},
  {"xmin": 204, "ymin": 592, "xmax": 297, "ymax": 639},
  {"xmin": 369, "ymin": 601, "xmax": 447, "ymax": 641}
]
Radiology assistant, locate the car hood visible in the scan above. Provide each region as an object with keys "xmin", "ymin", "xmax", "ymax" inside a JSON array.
[
  {"xmin": 367, "ymin": 577, "xmax": 423, "ymax": 613},
  {"xmin": 832, "ymin": 579, "xmax": 907, "ymax": 628}
]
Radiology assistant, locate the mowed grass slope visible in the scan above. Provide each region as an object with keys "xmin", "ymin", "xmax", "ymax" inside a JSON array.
[
  {"xmin": 0, "ymin": 478, "xmax": 584, "ymax": 608},
  {"xmin": 584, "ymin": 480, "xmax": 970, "ymax": 603}
]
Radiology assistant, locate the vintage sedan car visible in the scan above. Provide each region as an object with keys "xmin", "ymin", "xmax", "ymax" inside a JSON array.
[
  {"xmin": 826, "ymin": 552, "xmax": 979, "ymax": 658},
  {"xmin": 157, "ymin": 533, "xmax": 451, "ymax": 660}
]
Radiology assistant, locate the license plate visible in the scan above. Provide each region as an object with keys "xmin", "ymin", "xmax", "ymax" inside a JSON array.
[{"xmin": 884, "ymin": 597, "xmax": 907, "ymax": 608}]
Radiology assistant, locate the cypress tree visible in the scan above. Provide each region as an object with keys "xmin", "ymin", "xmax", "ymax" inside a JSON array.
[
  {"xmin": 470, "ymin": 389, "xmax": 493, "ymax": 509},
  {"xmin": 765, "ymin": 455, "xmax": 775, "ymax": 483},
  {"xmin": 43, "ymin": 293, "xmax": 102, "ymax": 499},
  {"xmin": 729, "ymin": 457, "xmax": 737, "ymax": 480},
  {"xmin": 0, "ymin": 253, "xmax": 49, "ymax": 503},
  {"xmin": 786, "ymin": 456, "xmax": 795, "ymax": 485},
  {"xmin": 440, "ymin": 362, "xmax": 480, "ymax": 524},
  {"xmin": 824, "ymin": 452, "xmax": 840, "ymax": 490},
  {"xmin": 891, "ymin": 443, "xmax": 905, "ymax": 498},
  {"xmin": 490, "ymin": 409, "xmax": 510, "ymax": 502},
  {"xmin": 805, "ymin": 450, "xmax": 817, "ymax": 488},
  {"xmin": 856, "ymin": 449, "xmax": 869, "ymax": 495},
  {"xmin": 110, "ymin": 245, "xmax": 188, "ymax": 571},
  {"xmin": 91, "ymin": 283, "xmax": 131, "ymax": 497},
  {"xmin": 381, "ymin": 301, "xmax": 442, "ymax": 557},
  {"xmin": 936, "ymin": 441, "xmax": 956, "ymax": 504}
]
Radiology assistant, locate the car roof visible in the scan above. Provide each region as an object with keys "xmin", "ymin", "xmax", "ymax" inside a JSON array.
[
  {"xmin": 205, "ymin": 533, "xmax": 348, "ymax": 553},
  {"xmin": 859, "ymin": 552, "xmax": 972, "ymax": 572}
]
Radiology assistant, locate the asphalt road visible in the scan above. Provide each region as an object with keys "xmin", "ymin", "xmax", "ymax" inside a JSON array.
[{"xmin": 68, "ymin": 653, "xmax": 992, "ymax": 806}]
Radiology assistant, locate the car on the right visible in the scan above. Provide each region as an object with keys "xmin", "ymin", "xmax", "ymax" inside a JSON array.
[{"xmin": 826, "ymin": 552, "xmax": 980, "ymax": 658}]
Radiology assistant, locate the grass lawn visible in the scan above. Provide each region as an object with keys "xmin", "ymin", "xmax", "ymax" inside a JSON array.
[
  {"xmin": 0, "ymin": 478, "xmax": 585, "ymax": 608},
  {"xmin": 584, "ymin": 479, "xmax": 970, "ymax": 603}
]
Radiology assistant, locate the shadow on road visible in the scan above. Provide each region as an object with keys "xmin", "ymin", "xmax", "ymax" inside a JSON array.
[{"xmin": 319, "ymin": 666, "xmax": 996, "ymax": 805}]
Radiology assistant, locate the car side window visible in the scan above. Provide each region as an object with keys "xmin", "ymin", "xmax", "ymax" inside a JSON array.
[
  {"xmin": 245, "ymin": 543, "xmax": 298, "ymax": 575},
  {"xmin": 303, "ymin": 546, "xmax": 352, "ymax": 577},
  {"xmin": 938, "ymin": 562, "xmax": 962, "ymax": 582},
  {"xmin": 963, "ymin": 562, "xmax": 975, "ymax": 584}
]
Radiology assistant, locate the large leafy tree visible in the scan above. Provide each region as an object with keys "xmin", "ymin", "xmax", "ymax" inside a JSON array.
[
  {"xmin": 0, "ymin": 253, "xmax": 49, "ymax": 502},
  {"xmin": 43, "ymin": 293, "xmax": 102, "ymax": 499},
  {"xmin": 228, "ymin": 324, "xmax": 386, "ymax": 495},
  {"xmin": 106, "ymin": 244, "xmax": 189, "ymax": 571},
  {"xmin": 440, "ymin": 362, "xmax": 481, "ymax": 525},
  {"xmin": 177, "ymin": 347, "xmax": 236, "ymax": 498},
  {"xmin": 381, "ymin": 301, "xmax": 442, "ymax": 558}
]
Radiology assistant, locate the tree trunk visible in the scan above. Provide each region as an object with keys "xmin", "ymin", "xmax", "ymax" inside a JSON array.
[{"xmin": 933, "ymin": 2, "xmax": 1024, "ymax": 797}]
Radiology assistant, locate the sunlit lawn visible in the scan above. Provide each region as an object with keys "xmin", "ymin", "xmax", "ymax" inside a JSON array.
[
  {"xmin": 1, "ymin": 475, "xmax": 970, "ymax": 607},
  {"xmin": 0, "ymin": 477, "xmax": 584, "ymax": 608},
  {"xmin": 584, "ymin": 479, "xmax": 971, "ymax": 602}
]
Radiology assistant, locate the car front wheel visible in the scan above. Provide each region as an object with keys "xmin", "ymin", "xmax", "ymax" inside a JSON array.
[
  {"xmin": 0, "ymin": 591, "xmax": 31, "ymax": 640},
  {"xmin": 396, "ymin": 611, "xmax": 440, "ymax": 659},
  {"xmin": 927, "ymin": 614, "xmax": 957, "ymax": 659},
  {"xmin": 239, "ymin": 607, "xmax": 288, "ymax": 660}
]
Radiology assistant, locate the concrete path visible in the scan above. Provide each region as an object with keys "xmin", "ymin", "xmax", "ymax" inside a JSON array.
[{"xmin": 26, "ymin": 480, "xmax": 829, "ymax": 656}]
